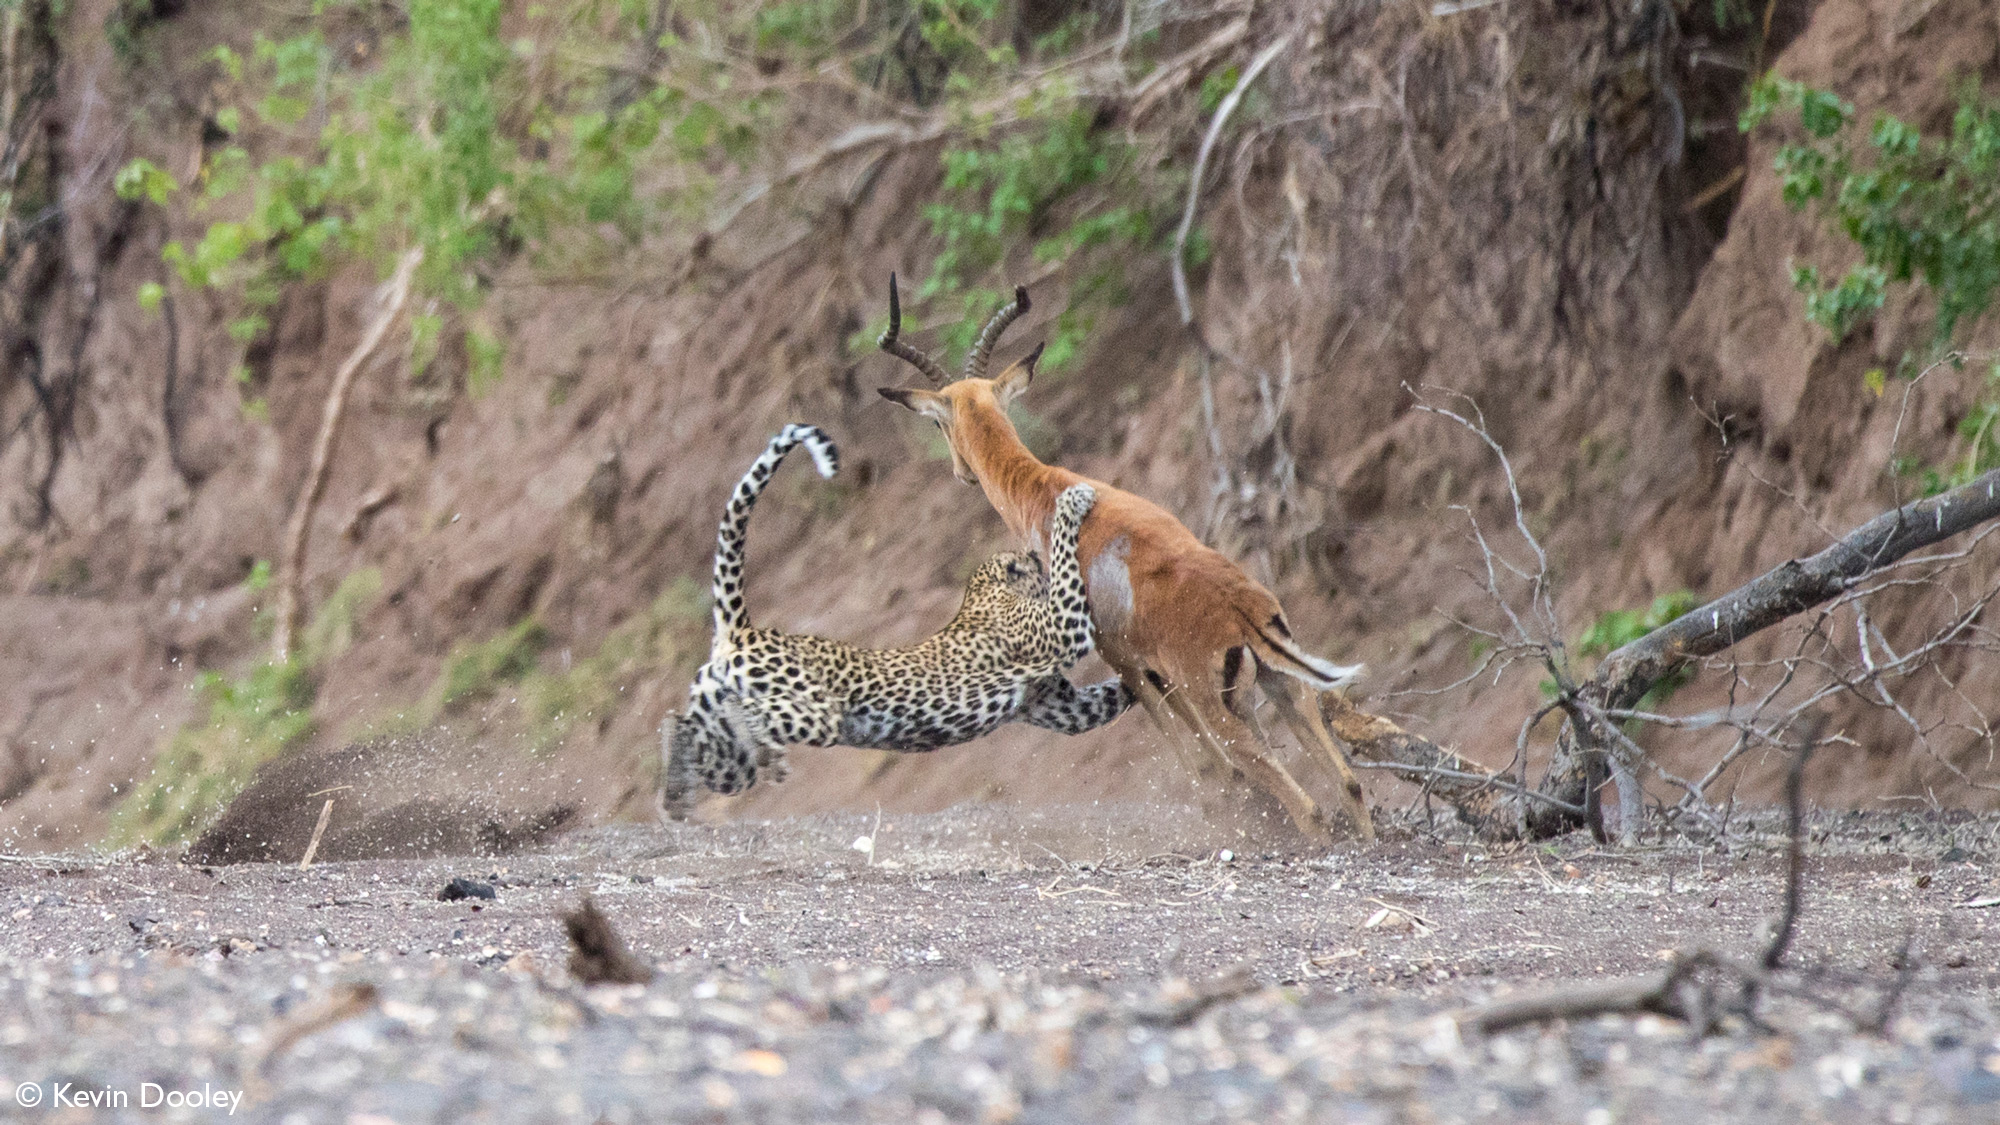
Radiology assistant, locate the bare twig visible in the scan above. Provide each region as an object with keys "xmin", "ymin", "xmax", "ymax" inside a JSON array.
[
  {"xmin": 1763, "ymin": 715, "xmax": 1822, "ymax": 971},
  {"xmin": 271, "ymin": 247, "xmax": 423, "ymax": 662},
  {"xmin": 1173, "ymin": 35, "xmax": 1291, "ymax": 332},
  {"xmin": 1133, "ymin": 963, "xmax": 1258, "ymax": 1026},
  {"xmin": 1472, "ymin": 972, "xmax": 1685, "ymax": 1034},
  {"xmin": 298, "ymin": 798, "xmax": 335, "ymax": 870}
]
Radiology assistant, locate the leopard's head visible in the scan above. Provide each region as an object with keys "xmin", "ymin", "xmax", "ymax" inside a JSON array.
[{"xmin": 967, "ymin": 550, "xmax": 1048, "ymax": 606}]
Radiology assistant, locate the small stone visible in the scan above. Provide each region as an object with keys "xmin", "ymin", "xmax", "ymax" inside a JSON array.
[{"xmin": 438, "ymin": 877, "xmax": 498, "ymax": 902}]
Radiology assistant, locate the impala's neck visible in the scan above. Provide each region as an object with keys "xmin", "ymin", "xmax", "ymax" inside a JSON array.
[{"xmin": 957, "ymin": 400, "xmax": 1060, "ymax": 540}]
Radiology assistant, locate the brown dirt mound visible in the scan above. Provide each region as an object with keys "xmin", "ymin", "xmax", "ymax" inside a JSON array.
[{"xmin": 185, "ymin": 735, "xmax": 578, "ymax": 866}]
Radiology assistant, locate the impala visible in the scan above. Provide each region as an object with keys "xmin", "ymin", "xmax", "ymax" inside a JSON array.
[{"xmin": 877, "ymin": 277, "xmax": 1372, "ymax": 842}]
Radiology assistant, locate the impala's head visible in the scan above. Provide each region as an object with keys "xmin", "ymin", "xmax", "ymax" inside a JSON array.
[{"xmin": 875, "ymin": 274, "xmax": 1041, "ymax": 485}]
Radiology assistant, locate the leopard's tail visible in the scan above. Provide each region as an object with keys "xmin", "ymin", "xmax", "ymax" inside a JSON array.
[{"xmin": 711, "ymin": 424, "xmax": 840, "ymax": 640}]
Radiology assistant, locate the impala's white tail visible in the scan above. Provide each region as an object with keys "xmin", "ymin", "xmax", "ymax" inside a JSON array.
[{"xmin": 1245, "ymin": 615, "xmax": 1364, "ymax": 690}]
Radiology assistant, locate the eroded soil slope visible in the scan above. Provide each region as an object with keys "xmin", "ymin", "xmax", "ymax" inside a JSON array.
[{"xmin": 2, "ymin": 0, "xmax": 1999, "ymax": 851}]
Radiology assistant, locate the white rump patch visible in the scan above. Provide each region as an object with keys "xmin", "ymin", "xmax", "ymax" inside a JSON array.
[{"xmin": 1087, "ymin": 535, "xmax": 1134, "ymax": 636}]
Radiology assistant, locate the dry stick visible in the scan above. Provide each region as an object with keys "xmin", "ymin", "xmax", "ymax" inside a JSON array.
[
  {"xmin": 1763, "ymin": 714, "xmax": 1823, "ymax": 971},
  {"xmin": 1172, "ymin": 34, "xmax": 1292, "ymax": 332},
  {"xmin": 1472, "ymin": 972, "xmax": 1686, "ymax": 1034},
  {"xmin": 1477, "ymin": 719, "xmax": 1898, "ymax": 1038},
  {"xmin": 709, "ymin": 18, "xmax": 1249, "ymax": 244},
  {"xmin": 1536, "ymin": 465, "xmax": 2000, "ymax": 837},
  {"xmin": 1129, "ymin": 16, "xmax": 1249, "ymax": 123},
  {"xmin": 1134, "ymin": 963, "xmax": 1258, "ymax": 1027},
  {"xmin": 270, "ymin": 247, "xmax": 423, "ymax": 663},
  {"xmin": 1321, "ymin": 692, "xmax": 1581, "ymax": 836},
  {"xmin": 298, "ymin": 798, "xmax": 335, "ymax": 870},
  {"xmin": 0, "ymin": 4, "xmax": 20, "ymax": 263}
]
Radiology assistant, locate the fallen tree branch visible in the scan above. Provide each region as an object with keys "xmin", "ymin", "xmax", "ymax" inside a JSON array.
[
  {"xmin": 1534, "ymin": 466, "xmax": 2000, "ymax": 838},
  {"xmin": 1472, "ymin": 970, "xmax": 1687, "ymax": 1034},
  {"xmin": 1604, "ymin": 468, "xmax": 2000, "ymax": 701},
  {"xmin": 1321, "ymin": 694, "xmax": 1575, "ymax": 836}
]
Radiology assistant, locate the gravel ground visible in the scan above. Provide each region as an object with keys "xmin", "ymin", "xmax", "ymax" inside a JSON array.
[{"xmin": 2, "ymin": 805, "xmax": 1998, "ymax": 1123}]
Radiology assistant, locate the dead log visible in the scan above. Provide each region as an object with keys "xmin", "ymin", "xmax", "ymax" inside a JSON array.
[
  {"xmin": 1530, "ymin": 467, "xmax": 2000, "ymax": 839},
  {"xmin": 1319, "ymin": 694, "xmax": 1579, "ymax": 838}
]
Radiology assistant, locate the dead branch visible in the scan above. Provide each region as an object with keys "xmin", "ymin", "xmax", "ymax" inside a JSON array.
[
  {"xmin": 1471, "ymin": 971, "xmax": 1686, "ymax": 1034},
  {"xmin": 1763, "ymin": 715, "xmax": 1821, "ymax": 971},
  {"xmin": 1128, "ymin": 16, "xmax": 1249, "ymax": 123},
  {"xmin": 1475, "ymin": 718, "xmax": 1872, "ymax": 1042},
  {"xmin": 1534, "ymin": 465, "xmax": 2000, "ymax": 838},
  {"xmin": 707, "ymin": 119, "xmax": 948, "ymax": 235},
  {"xmin": 1172, "ymin": 35, "xmax": 1291, "ymax": 333},
  {"xmin": 1321, "ymin": 692, "xmax": 1577, "ymax": 835},
  {"xmin": 1603, "ymin": 466, "xmax": 2000, "ymax": 703},
  {"xmin": 271, "ymin": 247, "xmax": 422, "ymax": 663},
  {"xmin": 1133, "ymin": 963, "xmax": 1258, "ymax": 1026}
]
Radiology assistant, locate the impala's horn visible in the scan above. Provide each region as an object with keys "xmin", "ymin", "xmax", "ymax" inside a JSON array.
[
  {"xmin": 877, "ymin": 273, "xmax": 951, "ymax": 387},
  {"xmin": 965, "ymin": 285, "xmax": 1030, "ymax": 381}
]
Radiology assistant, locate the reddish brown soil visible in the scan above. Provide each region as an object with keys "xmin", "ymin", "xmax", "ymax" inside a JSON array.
[{"xmin": 2, "ymin": 0, "xmax": 1999, "ymax": 859}]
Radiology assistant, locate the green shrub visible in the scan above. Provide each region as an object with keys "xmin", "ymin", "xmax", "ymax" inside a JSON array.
[
  {"xmin": 1745, "ymin": 75, "xmax": 2000, "ymax": 492},
  {"xmin": 120, "ymin": 0, "xmax": 741, "ymax": 394},
  {"xmin": 1546, "ymin": 590, "xmax": 1700, "ymax": 710},
  {"xmin": 433, "ymin": 618, "xmax": 553, "ymax": 712},
  {"xmin": 1578, "ymin": 590, "xmax": 1700, "ymax": 660},
  {"xmin": 917, "ymin": 86, "xmax": 1180, "ymax": 371},
  {"xmin": 1743, "ymin": 76, "xmax": 2000, "ymax": 352}
]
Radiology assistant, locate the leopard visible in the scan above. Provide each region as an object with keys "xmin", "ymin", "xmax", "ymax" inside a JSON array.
[{"xmin": 662, "ymin": 423, "xmax": 1129, "ymax": 817}]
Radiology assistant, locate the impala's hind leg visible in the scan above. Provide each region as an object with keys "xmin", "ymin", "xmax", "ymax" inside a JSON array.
[
  {"xmin": 1257, "ymin": 665, "xmax": 1375, "ymax": 841},
  {"xmin": 1099, "ymin": 640, "xmax": 1226, "ymax": 781},
  {"xmin": 1163, "ymin": 662, "xmax": 1333, "ymax": 845}
]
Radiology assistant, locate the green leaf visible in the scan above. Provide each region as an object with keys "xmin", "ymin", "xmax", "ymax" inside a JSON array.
[
  {"xmin": 114, "ymin": 158, "xmax": 179, "ymax": 205},
  {"xmin": 1798, "ymin": 88, "xmax": 1852, "ymax": 138},
  {"xmin": 227, "ymin": 314, "xmax": 269, "ymax": 343},
  {"xmin": 136, "ymin": 281, "xmax": 166, "ymax": 313}
]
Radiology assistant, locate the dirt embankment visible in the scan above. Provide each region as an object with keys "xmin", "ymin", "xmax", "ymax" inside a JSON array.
[{"xmin": 2, "ymin": 0, "xmax": 1999, "ymax": 852}]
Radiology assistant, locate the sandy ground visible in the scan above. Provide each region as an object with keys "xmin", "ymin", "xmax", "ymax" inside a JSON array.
[{"xmin": 2, "ymin": 805, "xmax": 1999, "ymax": 1123}]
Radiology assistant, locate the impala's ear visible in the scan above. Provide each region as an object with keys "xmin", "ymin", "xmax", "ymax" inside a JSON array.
[
  {"xmin": 878, "ymin": 386, "xmax": 952, "ymax": 421},
  {"xmin": 993, "ymin": 342, "xmax": 1043, "ymax": 406}
]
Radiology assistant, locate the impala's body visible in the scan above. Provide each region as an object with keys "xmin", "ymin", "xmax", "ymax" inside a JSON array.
[{"xmin": 877, "ymin": 279, "xmax": 1373, "ymax": 842}]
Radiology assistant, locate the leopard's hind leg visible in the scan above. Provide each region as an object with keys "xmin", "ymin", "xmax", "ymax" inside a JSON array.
[
  {"xmin": 1020, "ymin": 674, "xmax": 1133, "ymax": 734},
  {"xmin": 722, "ymin": 670, "xmax": 843, "ymax": 785},
  {"xmin": 660, "ymin": 712, "xmax": 705, "ymax": 821}
]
